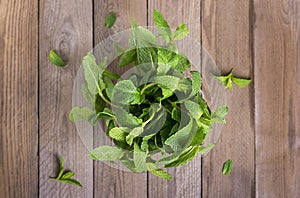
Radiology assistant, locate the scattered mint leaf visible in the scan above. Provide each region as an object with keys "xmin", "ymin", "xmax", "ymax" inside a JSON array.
[
  {"xmin": 104, "ymin": 12, "xmax": 117, "ymax": 28},
  {"xmin": 49, "ymin": 50, "xmax": 66, "ymax": 67},
  {"xmin": 173, "ymin": 22, "xmax": 189, "ymax": 40},
  {"xmin": 232, "ymin": 77, "xmax": 252, "ymax": 88},
  {"xmin": 222, "ymin": 159, "xmax": 233, "ymax": 175},
  {"xmin": 212, "ymin": 69, "xmax": 251, "ymax": 90},
  {"xmin": 53, "ymin": 156, "xmax": 82, "ymax": 188}
]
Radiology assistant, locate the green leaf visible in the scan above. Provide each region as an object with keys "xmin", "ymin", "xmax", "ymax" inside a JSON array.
[
  {"xmin": 60, "ymin": 171, "xmax": 74, "ymax": 180},
  {"xmin": 69, "ymin": 107, "xmax": 96, "ymax": 125},
  {"xmin": 48, "ymin": 50, "xmax": 66, "ymax": 67},
  {"xmin": 120, "ymin": 154, "xmax": 137, "ymax": 172},
  {"xmin": 165, "ymin": 118, "xmax": 197, "ymax": 152},
  {"xmin": 222, "ymin": 159, "xmax": 233, "ymax": 175},
  {"xmin": 57, "ymin": 157, "xmax": 64, "ymax": 180},
  {"xmin": 108, "ymin": 127, "xmax": 129, "ymax": 141},
  {"xmin": 171, "ymin": 108, "xmax": 181, "ymax": 122},
  {"xmin": 103, "ymin": 77, "xmax": 114, "ymax": 100},
  {"xmin": 173, "ymin": 22, "xmax": 189, "ymax": 40},
  {"xmin": 114, "ymin": 107, "xmax": 143, "ymax": 128},
  {"xmin": 153, "ymin": 10, "xmax": 172, "ymax": 43},
  {"xmin": 104, "ymin": 12, "xmax": 117, "ymax": 28},
  {"xmin": 82, "ymin": 83, "xmax": 94, "ymax": 105},
  {"xmin": 198, "ymin": 143, "xmax": 215, "ymax": 155},
  {"xmin": 232, "ymin": 77, "xmax": 252, "ymax": 88},
  {"xmin": 89, "ymin": 146, "xmax": 124, "ymax": 161},
  {"xmin": 146, "ymin": 163, "xmax": 172, "ymax": 180},
  {"xmin": 154, "ymin": 75, "xmax": 180, "ymax": 91},
  {"xmin": 165, "ymin": 146, "xmax": 200, "ymax": 168},
  {"xmin": 190, "ymin": 71, "xmax": 202, "ymax": 96},
  {"xmin": 126, "ymin": 126, "xmax": 144, "ymax": 145},
  {"xmin": 103, "ymin": 70, "xmax": 120, "ymax": 80},
  {"xmin": 82, "ymin": 52, "xmax": 106, "ymax": 95},
  {"xmin": 211, "ymin": 106, "xmax": 228, "ymax": 123},
  {"xmin": 58, "ymin": 178, "xmax": 82, "ymax": 188},
  {"xmin": 119, "ymin": 49, "xmax": 137, "ymax": 67},
  {"xmin": 184, "ymin": 100, "xmax": 203, "ymax": 120},
  {"xmin": 133, "ymin": 142, "xmax": 147, "ymax": 172},
  {"xmin": 112, "ymin": 80, "xmax": 141, "ymax": 104}
]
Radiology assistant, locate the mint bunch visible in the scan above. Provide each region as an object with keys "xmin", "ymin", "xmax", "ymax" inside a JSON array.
[{"xmin": 70, "ymin": 10, "xmax": 228, "ymax": 180}]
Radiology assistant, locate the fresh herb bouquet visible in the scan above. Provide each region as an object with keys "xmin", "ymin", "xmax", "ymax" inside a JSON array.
[{"xmin": 70, "ymin": 10, "xmax": 228, "ymax": 180}]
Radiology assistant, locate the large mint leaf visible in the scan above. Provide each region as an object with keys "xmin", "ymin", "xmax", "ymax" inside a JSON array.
[
  {"xmin": 89, "ymin": 146, "xmax": 124, "ymax": 161},
  {"xmin": 164, "ymin": 118, "xmax": 197, "ymax": 152},
  {"xmin": 184, "ymin": 100, "xmax": 203, "ymax": 120},
  {"xmin": 82, "ymin": 53, "xmax": 106, "ymax": 95},
  {"xmin": 134, "ymin": 142, "xmax": 147, "ymax": 172},
  {"xmin": 119, "ymin": 49, "xmax": 137, "ymax": 67},
  {"xmin": 114, "ymin": 107, "xmax": 143, "ymax": 128},
  {"xmin": 154, "ymin": 75, "xmax": 180, "ymax": 91},
  {"xmin": 153, "ymin": 10, "xmax": 172, "ymax": 43},
  {"xmin": 112, "ymin": 80, "xmax": 141, "ymax": 105}
]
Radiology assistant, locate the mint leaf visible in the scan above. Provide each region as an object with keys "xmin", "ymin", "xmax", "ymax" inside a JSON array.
[
  {"xmin": 83, "ymin": 53, "xmax": 106, "ymax": 95},
  {"xmin": 126, "ymin": 126, "xmax": 144, "ymax": 145},
  {"xmin": 133, "ymin": 142, "xmax": 147, "ymax": 172},
  {"xmin": 58, "ymin": 178, "xmax": 82, "ymax": 188},
  {"xmin": 82, "ymin": 83, "xmax": 94, "ymax": 105},
  {"xmin": 114, "ymin": 107, "xmax": 143, "ymax": 128},
  {"xmin": 198, "ymin": 143, "xmax": 215, "ymax": 154},
  {"xmin": 154, "ymin": 75, "xmax": 180, "ymax": 91},
  {"xmin": 69, "ymin": 107, "xmax": 96, "ymax": 125},
  {"xmin": 104, "ymin": 12, "xmax": 117, "ymax": 28},
  {"xmin": 89, "ymin": 146, "xmax": 124, "ymax": 161},
  {"xmin": 232, "ymin": 77, "xmax": 251, "ymax": 88},
  {"xmin": 190, "ymin": 71, "xmax": 202, "ymax": 96},
  {"xmin": 165, "ymin": 146, "xmax": 200, "ymax": 168},
  {"xmin": 112, "ymin": 80, "xmax": 141, "ymax": 105},
  {"xmin": 153, "ymin": 10, "xmax": 172, "ymax": 43},
  {"xmin": 146, "ymin": 163, "xmax": 172, "ymax": 180},
  {"xmin": 103, "ymin": 70, "xmax": 120, "ymax": 80},
  {"xmin": 54, "ymin": 156, "xmax": 82, "ymax": 188},
  {"xmin": 49, "ymin": 50, "xmax": 66, "ymax": 67},
  {"xmin": 165, "ymin": 118, "xmax": 197, "ymax": 152},
  {"xmin": 119, "ymin": 49, "xmax": 137, "ymax": 67},
  {"xmin": 184, "ymin": 100, "xmax": 203, "ymax": 120},
  {"xmin": 57, "ymin": 157, "xmax": 64, "ymax": 179},
  {"xmin": 108, "ymin": 127, "xmax": 128, "ymax": 141},
  {"xmin": 211, "ymin": 106, "xmax": 228, "ymax": 123},
  {"xmin": 60, "ymin": 171, "xmax": 74, "ymax": 180},
  {"xmin": 173, "ymin": 22, "xmax": 189, "ymax": 40},
  {"xmin": 222, "ymin": 159, "xmax": 233, "ymax": 175}
]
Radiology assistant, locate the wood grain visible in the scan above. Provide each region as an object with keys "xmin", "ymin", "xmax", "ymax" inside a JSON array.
[
  {"xmin": 93, "ymin": 1, "xmax": 148, "ymax": 197},
  {"xmin": 0, "ymin": 0, "xmax": 38, "ymax": 197},
  {"xmin": 202, "ymin": 0, "xmax": 255, "ymax": 197},
  {"xmin": 148, "ymin": 1, "xmax": 202, "ymax": 197},
  {"xmin": 39, "ymin": 0, "xmax": 93, "ymax": 197},
  {"xmin": 254, "ymin": 0, "xmax": 300, "ymax": 197}
]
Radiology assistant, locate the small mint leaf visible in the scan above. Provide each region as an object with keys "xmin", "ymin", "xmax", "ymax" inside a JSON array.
[
  {"xmin": 232, "ymin": 77, "xmax": 252, "ymax": 88},
  {"xmin": 222, "ymin": 159, "xmax": 233, "ymax": 175},
  {"xmin": 49, "ymin": 50, "xmax": 66, "ymax": 67},
  {"xmin": 173, "ymin": 22, "xmax": 189, "ymax": 40},
  {"xmin": 104, "ymin": 12, "xmax": 117, "ymax": 28}
]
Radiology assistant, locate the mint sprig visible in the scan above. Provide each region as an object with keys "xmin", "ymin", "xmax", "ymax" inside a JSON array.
[
  {"xmin": 212, "ymin": 69, "xmax": 252, "ymax": 90},
  {"xmin": 53, "ymin": 157, "xmax": 82, "ymax": 188}
]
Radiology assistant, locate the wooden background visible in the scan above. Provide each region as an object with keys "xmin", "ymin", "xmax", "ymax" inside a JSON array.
[{"xmin": 0, "ymin": 0, "xmax": 299, "ymax": 197}]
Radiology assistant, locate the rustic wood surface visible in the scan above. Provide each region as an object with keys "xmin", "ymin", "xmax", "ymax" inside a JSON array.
[{"xmin": 0, "ymin": 0, "xmax": 299, "ymax": 197}]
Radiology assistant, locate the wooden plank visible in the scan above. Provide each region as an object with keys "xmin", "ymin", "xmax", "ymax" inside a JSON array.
[
  {"xmin": 0, "ymin": 0, "xmax": 38, "ymax": 197},
  {"xmin": 39, "ymin": 0, "xmax": 93, "ymax": 197},
  {"xmin": 93, "ymin": 1, "xmax": 148, "ymax": 197},
  {"xmin": 148, "ymin": 1, "xmax": 202, "ymax": 197},
  {"xmin": 254, "ymin": 0, "xmax": 300, "ymax": 197},
  {"xmin": 202, "ymin": 0, "xmax": 255, "ymax": 197}
]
